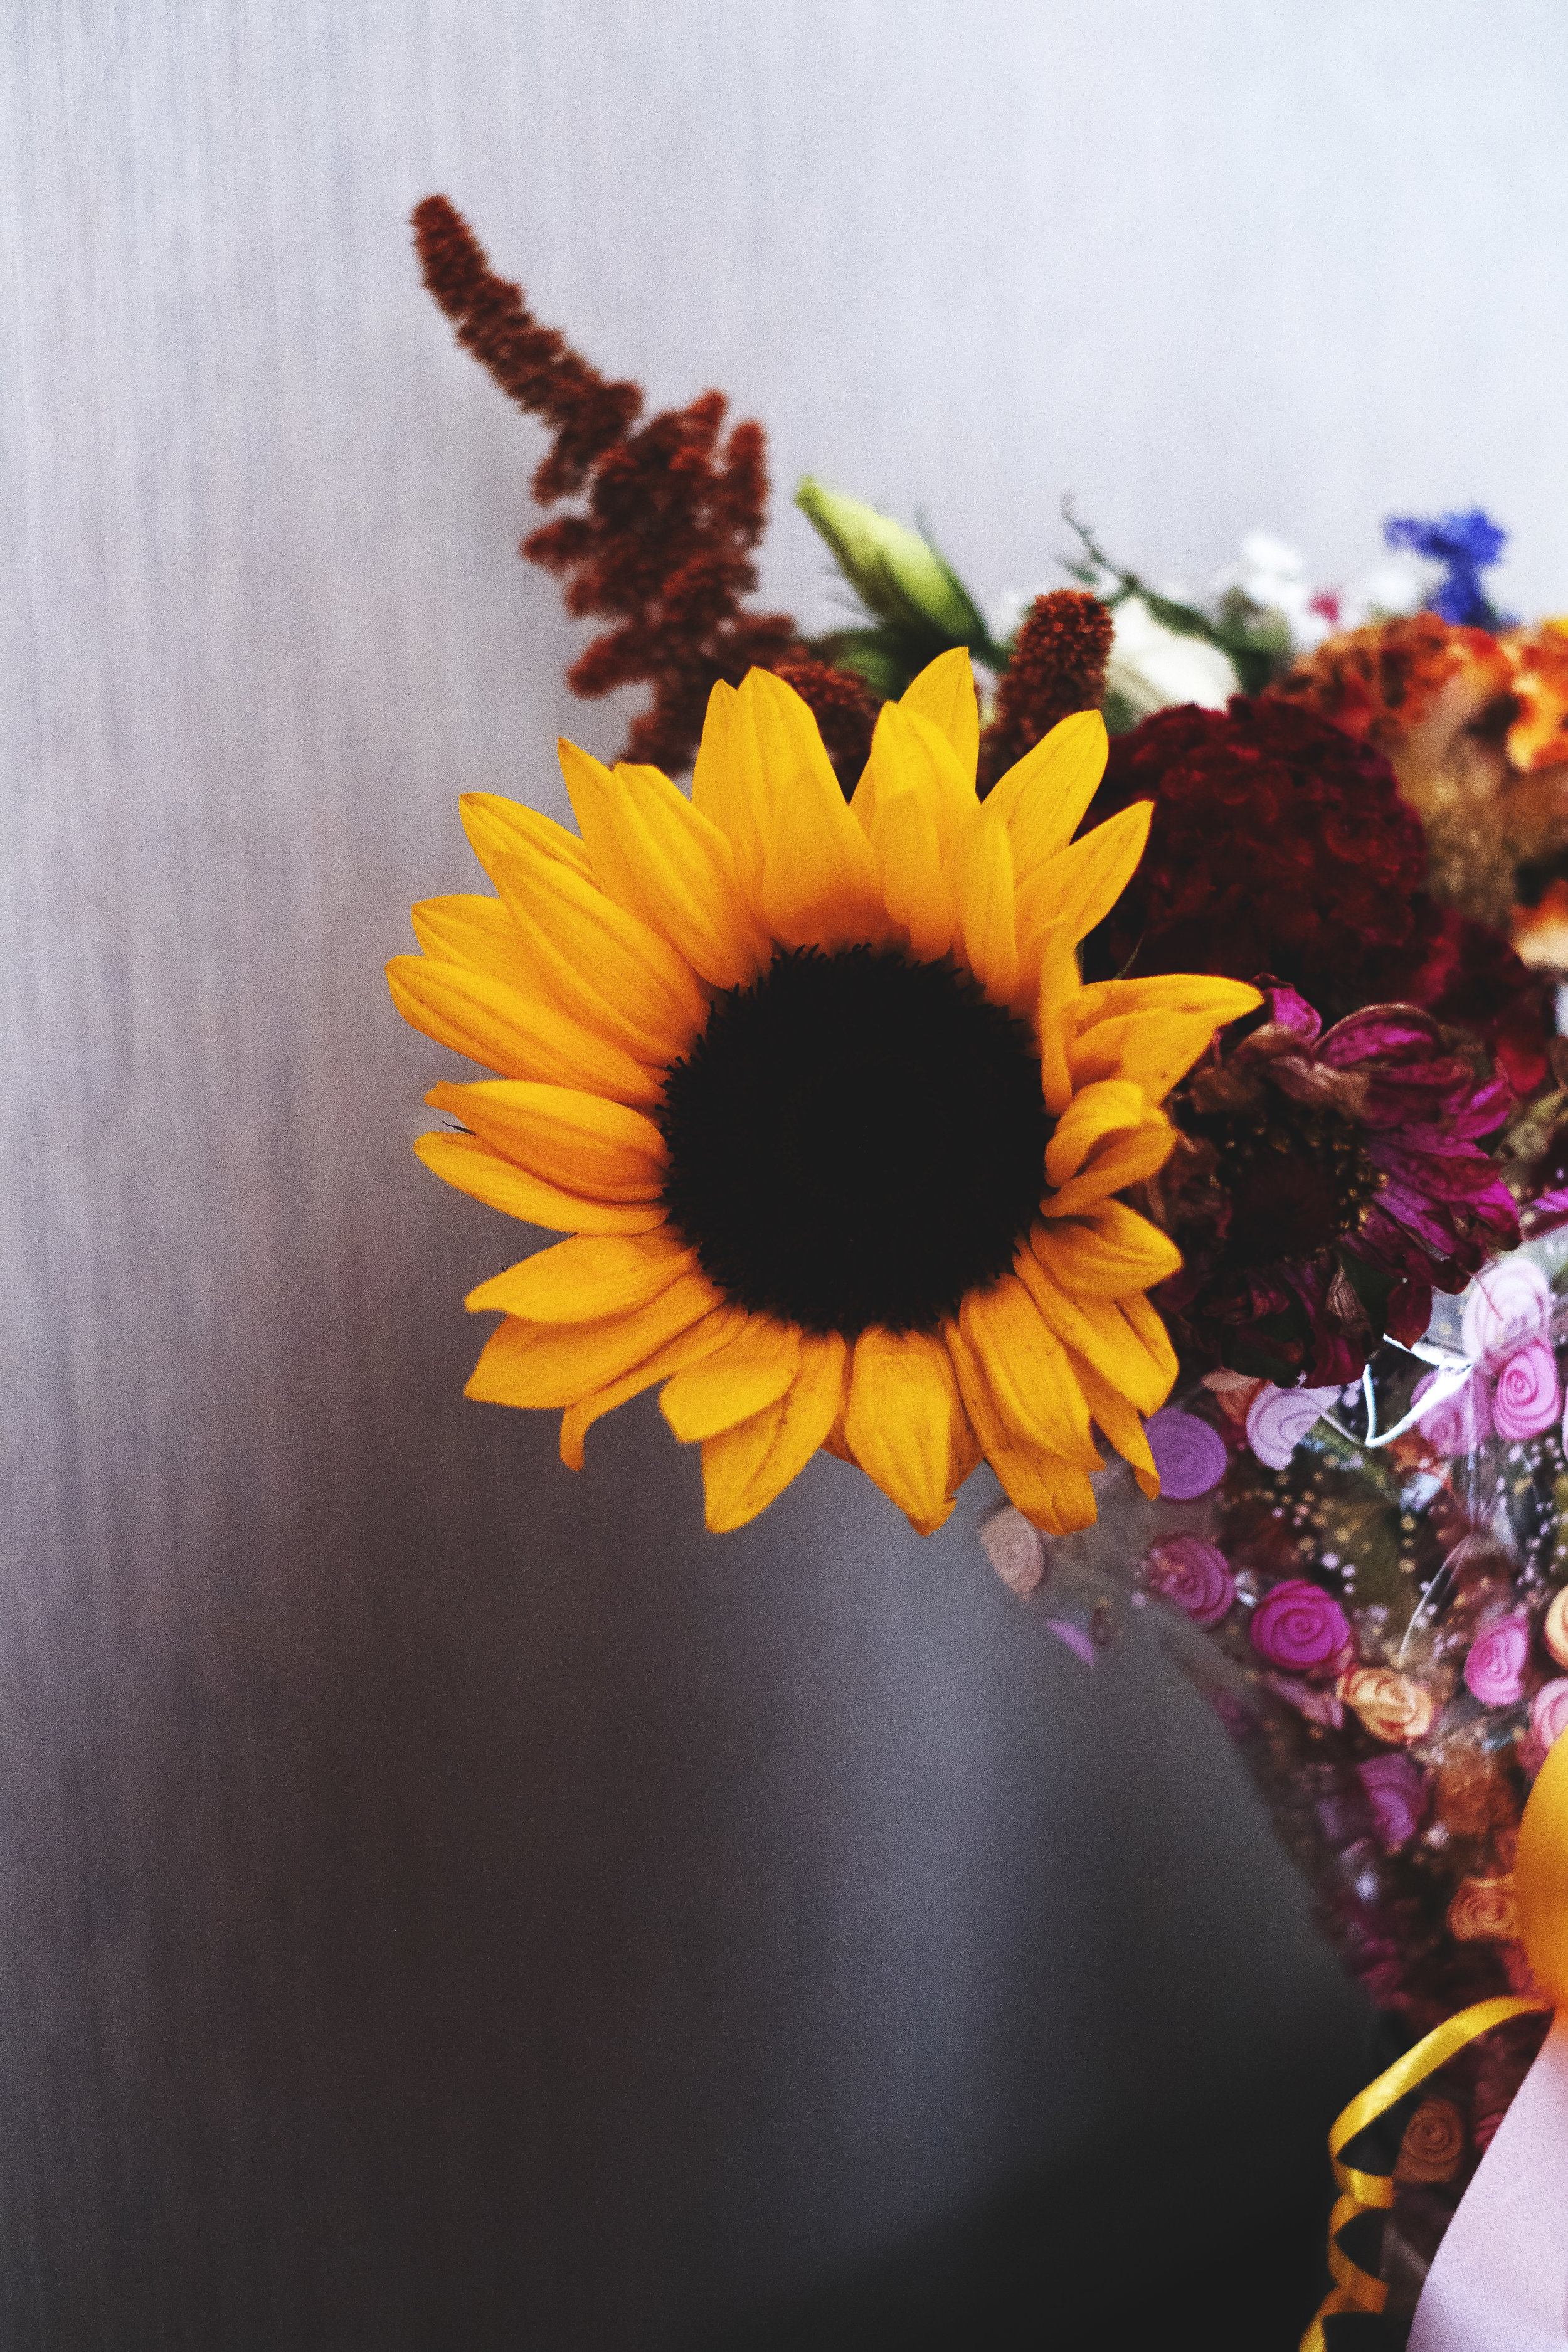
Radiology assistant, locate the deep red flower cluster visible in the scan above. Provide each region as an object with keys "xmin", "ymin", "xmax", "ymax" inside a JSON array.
[
  {"xmin": 1081, "ymin": 698, "xmax": 1553, "ymax": 1091},
  {"xmin": 977, "ymin": 590, "xmax": 1113, "ymax": 795},
  {"xmin": 413, "ymin": 196, "xmax": 797, "ymax": 775},
  {"xmin": 1083, "ymin": 699, "xmax": 1443, "ymax": 1015}
]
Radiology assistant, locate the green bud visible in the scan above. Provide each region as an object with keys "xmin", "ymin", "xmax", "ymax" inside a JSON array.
[{"xmin": 795, "ymin": 477, "xmax": 988, "ymax": 649}]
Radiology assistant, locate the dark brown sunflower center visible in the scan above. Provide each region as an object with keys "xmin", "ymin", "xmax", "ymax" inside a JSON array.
[
  {"xmin": 1182, "ymin": 1092, "xmax": 1384, "ymax": 1269},
  {"xmin": 656, "ymin": 947, "xmax": 1053, "ymax": 1337}
]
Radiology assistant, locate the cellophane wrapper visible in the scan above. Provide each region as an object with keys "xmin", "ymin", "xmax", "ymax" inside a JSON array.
[{"xmin": 997, "ymin": 1231, "xmax": 1568, "ymax": 2043}]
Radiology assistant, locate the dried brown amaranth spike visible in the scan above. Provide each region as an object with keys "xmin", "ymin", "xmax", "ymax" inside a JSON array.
[
  {"xmin": 412, "ymin": 195, "xmax": 797, "ymax": 774},
  {"xmin": 977, "ymin": 590, "xmax": 1113, "ymax": 797}
]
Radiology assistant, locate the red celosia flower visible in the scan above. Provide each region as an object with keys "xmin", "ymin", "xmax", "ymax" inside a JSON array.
[
  {"xmin": 1083, "ymin": 699, "xmax": 1444, "ymax": 1015},
  {"xmin": 1081, "ymin": 697, "xmax": 1552, "ymax": 1089},
  {"xmin": 1142, "ymin": 985, "xmax": 1520, "ymax": 1382},
  {"xmin": 412, "ymin": 196, "xmax": 797, "ymax": 774},
  {"xmin": 977, "ymin": 590, "xmax": 1113, "ymax": 795}
]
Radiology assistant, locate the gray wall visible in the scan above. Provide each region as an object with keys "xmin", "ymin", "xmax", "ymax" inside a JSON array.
[{"xmin": 5, "ymin": 4, "xmax": 1562, "ymax": 2345}]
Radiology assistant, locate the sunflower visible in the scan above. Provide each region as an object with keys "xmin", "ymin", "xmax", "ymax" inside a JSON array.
[{"xmin": 388, "ymin": 652, "xmax": 1258, "ymax": 1535}]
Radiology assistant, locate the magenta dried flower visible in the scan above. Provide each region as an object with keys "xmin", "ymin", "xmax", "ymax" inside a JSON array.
[{"xmin": 1140, "ymin": 983, "xmax": 1520, "ymax": 1383}]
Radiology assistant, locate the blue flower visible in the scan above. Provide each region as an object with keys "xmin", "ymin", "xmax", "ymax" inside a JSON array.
[{"xmin": 1383, "ymin": 508, "xmax": 1512, "ymax": 629}]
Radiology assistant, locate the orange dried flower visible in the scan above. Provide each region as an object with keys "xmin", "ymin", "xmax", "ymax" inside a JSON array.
[{"xmin": 1269, "ymin": 613, "xmax": 1499, "ymax": 760}]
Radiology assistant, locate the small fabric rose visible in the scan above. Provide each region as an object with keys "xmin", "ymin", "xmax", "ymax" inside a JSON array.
[
  {"xmin": 1447, "ymin": 1874, "xmax": 1518, "ymax": 1942},
  {"xmin": 1412, "ymin": 1367, "xmax": 1494, "ymax": 1457},
  {"xmin": 1545, "ymin": 1588, "xmax": 1568, "ymax": 1670},
  {"xmin": 1357, "ymin": 1755, "xmax": 1425, "ymax": 1850},
  {"xmin": 1395, "ymin": 2098, "xmax": 1466, "ymax": 2185},
  {"xmin": 979, "ymin": 1503, "xmax": 1046, "ymax": 1597},
  {"xmin": 1465, "ymin": 1613, "xmax": 1532, "ymax": 1707},
  {"xmin": 1268, "ymin": 1673, "xmax": 1345, "ymax": 1729},
  {"xmin": 1143, "ymin": 1409, "xmax": 1228, "ymax": 1499},
  {"xmin": 1340, "ymin": 1665, "xmax": 1438, "ymax": 1745},
  {"xmin": 1531, "ymin": 1678, "xmax": 1568, "ymax": 1751},
  {"xmin": 1492, "ymin": 1339, "xmax": 1562, "ymax": 1441},
  {"xmin": 1144, "ymin": 1535, "xmax": 1235, "ymax": 1626},
  {"xmin": 1461, "ymin": 1256, "xmax": 1552, "ymax": 1370},
  {"xmin": 1244, "ymin": 1384, "xmax": 1342, "ymax": 1471},
  {"xmin": 1251, "ymin": 1577, "xmax": 1354, "ymax": 1678}
]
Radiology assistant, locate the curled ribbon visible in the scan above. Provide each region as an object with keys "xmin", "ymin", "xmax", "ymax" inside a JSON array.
[{"xmin": 1300, "ymin": 1728, "xmax": 1568, "ymax": 2349}]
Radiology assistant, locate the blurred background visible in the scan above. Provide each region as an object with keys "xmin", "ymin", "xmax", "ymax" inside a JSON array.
[{"xmin": 6, "ymin": 3, "xmax": 1567, "ymax": 2344}]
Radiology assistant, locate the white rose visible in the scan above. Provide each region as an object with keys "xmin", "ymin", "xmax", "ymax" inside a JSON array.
[{"xmin": 1104, "ymin": 595, "xmax": 1239, "ymax": 719}]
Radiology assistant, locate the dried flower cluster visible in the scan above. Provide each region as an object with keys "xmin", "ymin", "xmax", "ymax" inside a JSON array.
[
  {"xmin": 413, "ymin": 196, "xmax": 797, "ymax": 774},
  {"xmin": 976, "ymin": 590, "xmax": 1113, "ymax": 795}
]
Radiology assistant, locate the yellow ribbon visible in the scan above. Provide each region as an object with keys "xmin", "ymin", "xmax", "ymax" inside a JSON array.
[{"xmin": 1299, "ymin": 1728, "xmax": 1568, "ymax": 2351}]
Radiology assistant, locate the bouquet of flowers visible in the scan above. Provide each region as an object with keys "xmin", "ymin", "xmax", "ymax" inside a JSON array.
[{"xmin": 394, "ymin": 199, "xmax": 1568, "ymax": 2345}]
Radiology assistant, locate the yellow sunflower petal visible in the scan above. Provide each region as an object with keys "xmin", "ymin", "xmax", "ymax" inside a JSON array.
[
  {"xmin": 607, "ymin": 761, "xmax": 771, "ymax": 988},
  {"xmin": 557, "ymin": 739, "xmax": 655, "ymax": 923},
  {"xmin": 1015, "ymin": 800, "xmax": 1152, "ymax": 946},
  {"xmin": 660, "ymin": 1315, "xmax": 802, "ymax": 1441},
  {"xmin": 388, "ymin": 956, "xmax": 660, "ymax": 1103},
  {"xmin": 1041, "ymin": 1111, "xmax": 1175, "ymax": 1219},
  {"xmin": 842, "ymin": 1326, "xmax": 964, "ymax": 1534},
  {"xmin": 415, "ymin": 1130, "xmax": 666, "ymax": 1236},
  {"xmin": 460, "ymin": 793, "xmax": 595, "ymax": 889},
  {"xmin": 1071, "ymin": 978, "xmax": 1261, "ymax": 1103},
  {"xmin": 1037, "ymin": 1200, "xmax": 1182, "ymax": 1296},
  {"xmin": 948, "ymin": 1402, "xmax": 986, "ymax": 1493},
  {"xmin": 559, "ymin": 1306, "xmax": 739, "ymax": 1470},
  {"xmin": 410, "ymin": 893, "xmax": 522, "ymax": 971},
  {"xmin": 465, "ymin": 1274, "xmax": 721, "ymax": 1406},
  {"xmin": 700, "ymin": 1331, "xmax": 847, "ymax": 1532},
  {"xmin": 852, "ymin": 699, "xmax": 973, "ymax": 857},
  {"xmin": 1044, "ymin": 1079, "xmax": 1147, "ymax": 1188},
  {"xmin": 899, "ymin": 647, "xmax": 980, "ymax": 780},
  {"xmin": 465, "ymin": 1229, "xmax": 696, "ymax": 1322},
  {"xmin": 1116, "ymin": 1288, "xmax": 1179, "ymax": 1402},
  {"xmin": 1068, "ymin": 1009, "xmax": 1243, "ymax": 1106},
  {"xmin": 426, "ymin": 1079, "xmax": 666, "ymax": 1200},
  {"xmin": 1068, "ymin": 1350, "xmax": 1161, "ymax": 1499},
  {"xmin": 947, "ymin": 807, "xmax": 1019, "ymax": 1002},
  {"xmin": 487, "ymin": 837, "xmax": 708, "ymax": 1066},
  {"xmin": 1076, "ymin": 973, "xmax": 1263, "ymax": 1032},
  {"xmin": 954, "ymin": 1277, "xmax": 1101, "ymax": 1470},
  {"xmin": 738, "ymin": 670, "xmax": 889, "ymax": 949},
  {"xmin": 691, "ymin": 680, "xmax": 766, "ymax": 902},
  {"xmin": 944, "ymin": 1315, "xmax": 1098, "ymax": 1532},
  {"xmin": 562, "ymin": 731, "xmax": 771, "ymax": 985},
  {"xmin": 867, "ymin": 791, "xmax": 953, "ymax": 960},
  {"xmin": 1032, "ymin": 919, "xmax": 1079, "ymax": 1116},
  {"xmin": 1015, "ymin": 1236, "xmax": 1171, "ymax": 1418},
  {"xmin": 982, "ymin": 711, "xmax": 1108, "ymax": 875}
]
